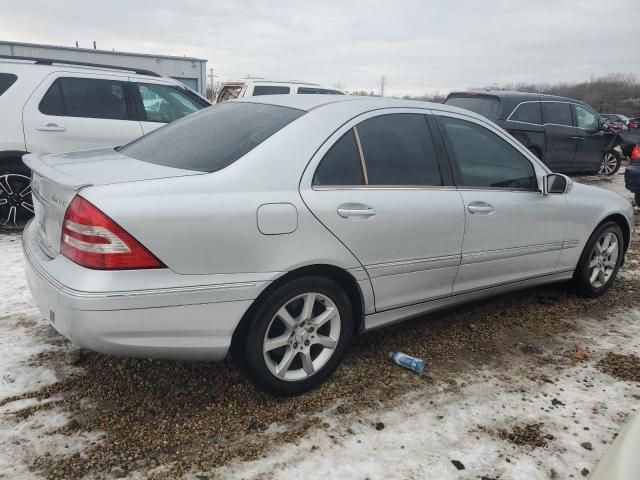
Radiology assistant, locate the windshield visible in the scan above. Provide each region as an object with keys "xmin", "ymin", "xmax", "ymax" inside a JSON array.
[
  {"xmin": 120, "ymin": 102, "xmax": 304, "ymax": 173},
  {"xmin": 445, "ymin": 94, "xmax": 502, "ymax": 121}
]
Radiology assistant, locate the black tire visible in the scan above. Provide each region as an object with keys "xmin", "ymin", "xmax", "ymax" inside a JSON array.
[
  {"xmin": 635, "ymin": 192, "xmax": 640, "ymax": 208},
  {"xmin": 0, "ymin": 159, "xmax": 34, "ymax": 231},
  {"xmin": 598, "ymin": 150, "xmax": 622, "ymax": 176},
  {"xmin": 239, "ymin": 276, "xmax": 353, "ymax": 396},
  {"xmin": 572, "ymin": 222, "xmax": 624, "ymax": 297}
]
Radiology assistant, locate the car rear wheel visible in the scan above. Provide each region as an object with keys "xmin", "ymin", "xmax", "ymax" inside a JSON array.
[
  {"xmin": 572, "ymin": 222, "xmax": 624, "ymax": 297},
  {"xmin": 240, "ymin": 276, "xmax": 353, "ymax": 396},
  {"xmin": 0, "ymin": 161, "xmax": 34, "ymax": 231},
  {"xmin": 635, "ymin": 192, "xmax": 640, "ymax": 207},
  {"xmin": 598, "ymin": 150, "xmax": 622, "ymax": 176}
]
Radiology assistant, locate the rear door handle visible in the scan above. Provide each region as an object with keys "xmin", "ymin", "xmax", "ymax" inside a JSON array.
[
  {"xmin": 467, "ymin": 201, "xmax": 494, "ymax": 215},
  {"xmin": 337, "ymin": 203, "xmax": 376, "ymax": 219},
  {"xmin": 569, "ymin": 136, "xmax": 584, "ymax": 141},
  {"xmin": 37, "ymin": 123, "xmax": 66, "ymax": 132}
]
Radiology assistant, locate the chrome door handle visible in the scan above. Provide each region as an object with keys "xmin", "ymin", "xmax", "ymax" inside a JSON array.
[
  {"xmin": 570, "ymin": 136, "xmax": 584, "ymax": 141},
  {"xmin": 337, "ymin": 204, "xmax": 376, "ymax": 219},
  {"xmin": 467, "ymin": 202, "xmax": 494, "ymax": 214},
  {"xmin": 37, "ymin": 123, "xmax": 66, "ymax": 132}
]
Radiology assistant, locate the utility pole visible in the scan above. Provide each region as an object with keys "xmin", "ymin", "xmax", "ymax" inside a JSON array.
[
  {"xmin": 207, "ymin": 68, "xmax": 218, "ymax": 101},
  {"xmin": 380, "ymin": 75, "xmax": 386, "ymax": 97}
]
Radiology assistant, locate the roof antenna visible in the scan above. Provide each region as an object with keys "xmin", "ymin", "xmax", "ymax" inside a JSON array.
[
  {"xmin": 93, "ymin": 41, "xmax": 97, "ymax": 50},
  {"xmin": 75, "ymin": 41, "xmax": 79, "ymax": 48}
]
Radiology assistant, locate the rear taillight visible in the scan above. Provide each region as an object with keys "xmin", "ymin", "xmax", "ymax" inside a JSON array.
[
  {"xmin": 60, "ymin": 196, "xmax": 165, "ymax": 270},
  {"xmin": 631, "ymin": 145, "xmax": 640, "ymax": 163}
]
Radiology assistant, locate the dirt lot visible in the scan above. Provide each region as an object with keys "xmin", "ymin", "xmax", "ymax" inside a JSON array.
[{"xmin": 1, "ymin": 172, "xmax": 639, "ymax": 480}]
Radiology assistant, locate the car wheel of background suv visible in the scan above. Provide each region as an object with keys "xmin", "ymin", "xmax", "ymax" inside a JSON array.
[
  {"xmin": 598, "ymin": 150, "xmax": 622, "ymax": 176},
  {"xmin": 0, "ymin": 159, "xmax": 33, "ymax": 231},
  {"xmin": 239, "ymin": 276, "xmax": 353, "ymax": 396}
]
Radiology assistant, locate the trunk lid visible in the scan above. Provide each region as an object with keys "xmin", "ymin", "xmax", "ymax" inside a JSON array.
[{"xmin": 24, "ymin": 148, "xmax": 203, "ymax": 257}]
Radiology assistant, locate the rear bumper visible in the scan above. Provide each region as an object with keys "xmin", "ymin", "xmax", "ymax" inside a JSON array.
[{"xmin": 22, "ymin": 221, "xmax": 263, "ymax": 360}]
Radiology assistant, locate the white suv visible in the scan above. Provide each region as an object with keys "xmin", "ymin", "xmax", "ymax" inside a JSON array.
[
  {"xmin": 0, "ymin": 56, "xmax": 210, "ymax": 229},
  {"xmin": 216, "ymin": 79, "xmax": 344, "ymax": 102}
]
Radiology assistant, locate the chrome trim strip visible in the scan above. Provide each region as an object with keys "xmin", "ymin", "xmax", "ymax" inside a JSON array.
[
  {"xmin": 364, "ymin": 270, "xmax": 574, "ymax": 331},
  {"xmin": 367, "ymin": 255, "xmax": 460, "ymax": 278},
  {"xmin": 312, "ymin": 185, "xmax": 456, "ymax": 191},
  {"xmin": 461, "ymin": 242, "xmax": 564, "ymax": 265},
  {"xmin": 353, "ymin": 126, "xmax": 369, "ymax": 184}
]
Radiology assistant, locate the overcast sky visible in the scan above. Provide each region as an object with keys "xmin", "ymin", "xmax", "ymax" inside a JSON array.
[{"xmin": 2, "ymin": 0, "xmax": 638, "ymax": 96}]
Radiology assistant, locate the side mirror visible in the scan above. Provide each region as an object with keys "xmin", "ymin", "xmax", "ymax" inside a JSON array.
[
  {"xmin": 601, "ymin": 122, "xmax": 611, "ymax": 131},
  {"xmin": 544, "ymin": 173, "xmax": 573, "ymax": 195}
]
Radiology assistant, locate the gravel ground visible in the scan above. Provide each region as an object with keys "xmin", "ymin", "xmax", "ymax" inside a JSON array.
[{"xmin": 1, "ymin": 171, "xmax": 639, "ymax": 479}]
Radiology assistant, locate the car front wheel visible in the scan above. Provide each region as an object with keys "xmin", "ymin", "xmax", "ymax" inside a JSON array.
[
  {"xmin": 573, "ymin": 222, "xmax": 624, "ymax": 297},
  {"xmin": 240, "ymin": 276, "xmax": 353, "ymax": 396},
  {"xmin": 0, "ymin": 161, "xmax": 34, "ymax": 231},
  {"xmin": 598, "ymin": 150, "xmax": 622, "ymax": 176}
]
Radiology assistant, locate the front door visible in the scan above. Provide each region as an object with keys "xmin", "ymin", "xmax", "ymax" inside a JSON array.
[
  {"xmin": 300, "ymin": 110, "xmax": 465, "ymax": 311},
  {"xmin": 572, "ymin": 104, "xmax": 607, "ymax": 173},
  {"xmin": 435, "ymin": 114, "xmax": 569, "ymax": 293},
  {"xmin": 542, "ymin": 101, "xmax": 578, "ymax": 172},
  {"xmin": 23, "ymin": 73, "xmax": 144, "ymax": 154}
]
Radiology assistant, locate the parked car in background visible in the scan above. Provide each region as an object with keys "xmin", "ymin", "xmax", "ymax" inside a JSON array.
[
  {"xmin": 623, "ymin": 144, "xmax": 640, "ymax": 204},
  {"xmin": 444, "ymin": 91, "xmax": 624, "ymax": 176},
  {"xmin": 628, "ymin": 117, "xmax": 640, "ymax": 129},
  {"xmin": 23, "ymin": 95, "xmax": 632, "ymax": 396},
  {"xmin": 0, "ymin": 56, "xmax": 210, "ymax": 229},
  {"xmin": 601, "ymin": 113, "xmax": 630, "ymax": 131},
  {"xmin": 216, "ymin": 79, "xmax": 344, "ymax": 102},
  {"xmin": 589, "ymin": 411, "xmax": 640, "ymax": 480}
]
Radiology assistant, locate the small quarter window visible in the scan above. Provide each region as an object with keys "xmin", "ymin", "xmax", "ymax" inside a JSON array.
[
  {"xmin": 298, "ymin": 87, "xmax": 344, "ymax": 95},
  {"xmin": 253, "ymin": 86, "xmax": 291, "ymax": 96},
  {"xmin": 313, "ymin": 130, "xmax": 364, "ymax": 186},
  {"xmin": 509, "ymin": 102, "xmax": 542, "ymax": 124}
]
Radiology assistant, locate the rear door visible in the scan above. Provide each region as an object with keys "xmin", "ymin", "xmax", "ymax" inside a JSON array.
[
  {"xmin": 541, "ymin": 101, "xmax": 579, "ymax": 171},
  {"xmin": 300, "ymin": 110, "xmax": 465, "ymax": 311},
  {"xmin": 23, "ymin": 73, "xmax": 144, "ymax": 154},
  {"xmin": 572, "ymin": 104, "xmax": 607, "ymax": 172},
  {"xmin": 129, "ymin": 79, "xmax": 209, "ymax": 135}
]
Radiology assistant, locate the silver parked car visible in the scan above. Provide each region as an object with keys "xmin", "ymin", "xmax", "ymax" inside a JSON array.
[{"xmin": 23, "ymin": 95, "xmax": 633, "ymax": 395}]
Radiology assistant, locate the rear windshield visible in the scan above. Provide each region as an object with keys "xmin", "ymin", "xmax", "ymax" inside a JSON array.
[
  {"xmin": 445, "ymin": 94, "xmax": 501, "ymax": 121},
  {"xmin": 120, "ymin": 102, "xmax": 305, "ymax": 173},
  {"xmin": 0, "ymin": 73, "xmax": 18, "ymax": 97}
]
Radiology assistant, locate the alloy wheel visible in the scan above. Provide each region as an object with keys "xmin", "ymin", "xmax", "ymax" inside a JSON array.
[
  {"xmin": 0, "ymin": 174, "xmax": 33, "ymax": 229},
  {"xmin": 588, "ymin": 231, "xmax": 619, "ymax": 288},
  {"xmin": 263, "ymin": 292, "xmax": 341, "ymax": 381},
  {"xmin": 598, "ymin": 153, "xmax": 618, "ymax": 175}
]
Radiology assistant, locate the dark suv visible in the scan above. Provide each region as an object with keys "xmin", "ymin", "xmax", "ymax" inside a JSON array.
[{"xmin": 444, "ymin": 91, "xmax": 622, "ymax": 175}]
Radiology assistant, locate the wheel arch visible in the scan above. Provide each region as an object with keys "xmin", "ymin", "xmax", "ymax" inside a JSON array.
[
  {"xmin": 0, "ymin": 150, "xmax": 29, "ymax": 168},
  {"xmin": 230, "ymin": 264, "xmax": 366, "ymax": 357},
  {"xmin": 596, "ymin": 213, "xmax": 631, "ymax": 259}
]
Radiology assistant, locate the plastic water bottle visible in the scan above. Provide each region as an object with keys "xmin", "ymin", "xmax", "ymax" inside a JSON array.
[{"xmin": 388, "ymin": 352, "xmax": 425, "ymax": 373}]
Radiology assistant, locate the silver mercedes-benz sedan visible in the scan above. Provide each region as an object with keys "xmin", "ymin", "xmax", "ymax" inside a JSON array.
[{"xmin": 23, "ymin": 95, "xmax": 633, "ymax": 395}]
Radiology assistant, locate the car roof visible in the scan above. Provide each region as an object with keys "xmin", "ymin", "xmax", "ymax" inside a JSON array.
[
  {"xmin": 0, "ymin": 57, "xmax": 163, "ymax": 79},
  {"xmin": 238, "ymin": 94, "xmax": 491, "ymax": 121},
  {"xmin": 448, "ymin": 90, "xmax": 589, "ymax": 105}
]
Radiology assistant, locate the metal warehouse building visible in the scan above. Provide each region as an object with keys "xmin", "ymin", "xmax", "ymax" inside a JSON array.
[{"xmin": 0, "ymin": 41, "xmax": 207, "ymax": 94}]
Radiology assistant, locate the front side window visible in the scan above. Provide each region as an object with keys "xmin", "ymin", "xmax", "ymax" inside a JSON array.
[
  {"xmin": 509, "ymin": 102, "xmax": 542, "ymax": 124},
  {"xmin": 313, "ymin": 130, "xmax": 364, "ymax": 186},
  {"xmin": 575, "ymin": 105, "xmax": 599, "ymax": 131},
  {"xmin": 0, "ymin": 73, "xmax": 17, "ymax": 97},
  {"xmin": 39, "ymin": 77, "xmax": 129, "ymax": 120},
  {"xmin": 438, "ymin": 116, "xmax": 537, "ymax": 190},
  {"xmin": 541, "ymin": 102, "xmax": 573, "ymax": 126},
  {"xmin": 120, "ymin": 102, "xmax": 304, "ymax": 173},
  {"xmin": 253, "ymin": 85, "xmax": 290, "ymax": 96},
  {"xmin": 137, "ymin": 83, "xmax": 205, "ymax": 123},
  {"xmin": 357, "ymin": 114, "xmax": 442, "ymax": 185},
  {"xmin": 298, "ymin": 87, "xmax": 344, "ymax": 95}
]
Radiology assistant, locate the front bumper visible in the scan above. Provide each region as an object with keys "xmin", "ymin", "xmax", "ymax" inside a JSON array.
[{"xmin": 22, "ymin": 221, "xmax": 265, "ymax": 361}]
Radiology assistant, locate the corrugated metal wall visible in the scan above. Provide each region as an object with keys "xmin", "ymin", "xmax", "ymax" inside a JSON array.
[{"xmin": 0, "ymin": 41, "xmax": 207, "ymax": 94}]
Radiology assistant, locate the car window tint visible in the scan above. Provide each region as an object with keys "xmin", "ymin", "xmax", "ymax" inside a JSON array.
[
  {"xmin": 298, "ymin": 87, "xmax": 344, "ymax": 95},
  {"xmin": 438, "ymin": 116, "xmax": 537, "ymax": 190},
  {"xmin": 444, "ymin": 95, "xmax": 501, "ymax": 120},
  {"xmin": 510, "ymin": 102, "xmax": 542, "ymax": 124},
  {"xmin": 313, "ymin": 130, "xmax": 364, "ymax": 186},
  {"xmin": 0, "ymin": 73, "xmax": 17, "ymax": 97},
  {"xmin": 217, "ymin": 85, "xmax": 243, "ymax": 102},
  {"xmin": 120, "ymin": 102, "xmax": 304, "ymax": 173},
  {"xmin": 357, "ymin": 114, "xmax": 442, "ymax": 186},
  {"xmin": 575, "ymin": 105, "xmax": 599, "ymax": 130},
  {"xmin": 39, "ymin": 77, "xmax": 129, "ymax": 120},
  {"xmin": 253, "ymin": 86, "xmax": 290, "ymax": 96},
  {"xmin": 541, "ymin": 102, "xmax": 572, "ymax": 126},
  {"xmin": 137, "ymin": 83, "xmax": 204, "ymax": 123}
]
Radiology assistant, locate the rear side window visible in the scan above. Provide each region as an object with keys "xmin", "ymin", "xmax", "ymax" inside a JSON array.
[
  {"xmin": 217, "ymin": 85, "xmax": 243, "ymax": 103},
  {"xmin": 39, "ymin": 77, "xmax": 129, "ymax": 120},
  {"xmin": 120, "ymin": 102, "xmax": 304, "ymax": 173},
  {"xmin": 313, "ymin": 130, "xmax": 364, "ymax": 186},
  {"xmin": 509, "ymin": 102, "xmax": 542, "ymax": 124},
  {"xmin": 541, "ymin": 102, "xmax": 573, "ymax": 126},
  {"xmin": 357, "ymin": 114, "xmax": 442, "ymax": 186},
  {"xmin": 253, "ymin": 86, "xmax": 290, "ymax": 96},
  {"xmin": 444, "ymin": 95, "xmax": 501, "ymax": 121},
  {"xmin": 438, "ymin": 116, "xmax": 537, "ymax": 190},
  {"xmin": 0, "ymin": 73, "xmax": 17, "ymax": 97},
  {"xmin": 298, "ymin": 87, "xmax": 344, "ymax": 95}
]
